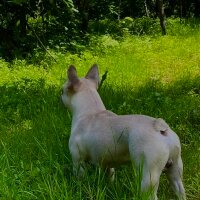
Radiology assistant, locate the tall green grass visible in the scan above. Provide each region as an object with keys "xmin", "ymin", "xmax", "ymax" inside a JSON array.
[{"xmin": 0, "ymin": 21, "xmax": 200, "ymax": 199}]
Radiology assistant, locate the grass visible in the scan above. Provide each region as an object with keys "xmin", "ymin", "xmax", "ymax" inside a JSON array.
[{"xmin": 0, "ymin": 21, "xmax": 200, "ymax": 199}]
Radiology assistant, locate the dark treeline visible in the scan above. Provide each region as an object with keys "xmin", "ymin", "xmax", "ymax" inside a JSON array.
[{"xmin": 0, "ymin": 0, "xmax": 200, "ymax": 60}]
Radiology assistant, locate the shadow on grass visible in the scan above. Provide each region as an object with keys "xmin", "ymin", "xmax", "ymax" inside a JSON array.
[
  {"xmin": 0, "ymin": 75, "xmax": 199, "ymax": 199},
  {"xmin": 0, "ymin": 78, "xmax": 71, "ymax": 171},
  {"xmin": 0, "ymin": 75, "xmax": 199, "ymax": 154}
]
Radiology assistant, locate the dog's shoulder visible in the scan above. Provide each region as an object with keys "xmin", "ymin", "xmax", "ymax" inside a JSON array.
[{"xmin": 99, "ymin": 110, "xmax": 117, "ymax": 117}]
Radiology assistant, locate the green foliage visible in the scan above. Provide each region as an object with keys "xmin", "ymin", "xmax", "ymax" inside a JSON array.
[
  {"xmin": 120, "ymin": 17, "xmax": 160, "ymax": 35},
  {"xmin": 89, "ymin": 19, "xmax": 121, "ymax": 35},
  {"xmin": 1, "ymin": 0, "xmax": 200, "ymax": 60},
  {"xmin": 89, "ymin": 17, "xmax": 160, "ymax": 36},
  {"xmin": 167, "ymin": 18, "xmax": 200, "ymax": 36},
  {"xmin": 0, "ymin": 0, "xmax": 79, "ymax": 60}
]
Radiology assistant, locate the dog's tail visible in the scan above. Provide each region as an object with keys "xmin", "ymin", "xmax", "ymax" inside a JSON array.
[{"xmin": 153, "ymin": 118, "xmax": 169, "ymax": 136}]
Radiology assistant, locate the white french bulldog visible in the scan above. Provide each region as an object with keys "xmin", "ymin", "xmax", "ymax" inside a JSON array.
[{"xmin": 61, "ymin": 64, "xmax": 186, "ymax": 200}]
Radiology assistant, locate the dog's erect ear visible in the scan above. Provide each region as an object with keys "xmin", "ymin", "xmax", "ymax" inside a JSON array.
[
  {"xmin": 67, "ymin": 65, "xmax": 80, "ymax": 91},
  {"xmin": 85, "ymin": 64, "xmax": 99, "ymax": 87}
]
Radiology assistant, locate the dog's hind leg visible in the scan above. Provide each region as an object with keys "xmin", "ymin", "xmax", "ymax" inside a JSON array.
[
  {"xmin": 166, "ymin": 156, "xmax": 186, "ymax": 200},
  {"xmin": 140, "ymin": 165, "xmax": 162, "ymax": 200}
]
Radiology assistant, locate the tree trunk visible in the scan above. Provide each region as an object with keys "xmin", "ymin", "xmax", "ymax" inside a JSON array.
[
  {"xmin": 144, "ymin": 0, "xmax": 150, "ymax": 17},
  {"xmin": 20, "ymin": 11, "xmax": 27, "ymax": 37},
  {"xmin": 194, "ymin": 0, "xmax": 200, "ymax": 17},
  {"xmin": 76, "ymin": 0, "xmax": 89, "ymax": 33},
  {"xmin": 156, "ymin": 0, "xmax": 166, "ymax": 35}
]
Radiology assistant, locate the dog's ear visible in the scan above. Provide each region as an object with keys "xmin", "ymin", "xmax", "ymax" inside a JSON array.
[
  {"xmin": 85, "ymin": 64, "xmax": 99, "ymax": 87},
  {"xmin": 67, "ymin": 65, "xmax": 80, "ymax": 91}
]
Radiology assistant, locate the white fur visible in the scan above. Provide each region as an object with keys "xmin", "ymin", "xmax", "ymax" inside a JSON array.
[{"xmin": 61, "ymin": 65, "xmax": 186, "ymax": 200}]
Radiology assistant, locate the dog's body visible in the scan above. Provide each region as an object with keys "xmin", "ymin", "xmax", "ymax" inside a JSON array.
[{"xmin": 62, "ymin": 65, "xmax": 186, "ymax": 200}]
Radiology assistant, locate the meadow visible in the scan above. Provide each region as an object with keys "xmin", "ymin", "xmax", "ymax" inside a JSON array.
[{"xmin": 0, "ymin": 21, "xmax": 200, "ymax": 199}]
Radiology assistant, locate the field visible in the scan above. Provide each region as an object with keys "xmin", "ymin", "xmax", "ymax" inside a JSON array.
[{"xmin": 0, "ymin": 21, "xmax": 200, "ymax": 199}]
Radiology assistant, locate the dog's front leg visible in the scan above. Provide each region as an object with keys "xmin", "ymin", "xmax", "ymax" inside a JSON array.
[
  {"xmin": 72, "ymin": 160, "xmax": 85, "ymax": 178},
  {"xmin": 107, "ymin": 168, "xmax": 115, "ymax": 182},
  {"xmin": 70, "ymin": 143, "xmax": 85, "ymax": 178}
]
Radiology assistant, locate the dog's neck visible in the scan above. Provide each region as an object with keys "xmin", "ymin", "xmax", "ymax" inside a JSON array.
[{"xmin": 71, "ymin": 88, "xmax": 106, "ymax": 124}]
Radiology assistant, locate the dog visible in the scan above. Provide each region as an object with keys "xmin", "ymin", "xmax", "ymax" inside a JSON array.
[{"xmin": 61, "ymin": 64, "xmax": 186, "ymax": 200}]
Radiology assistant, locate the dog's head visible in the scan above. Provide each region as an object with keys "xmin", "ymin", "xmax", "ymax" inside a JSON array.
[{"xmin": 61, "ymin": 64, "xmax": 100, "ymax": 109}]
